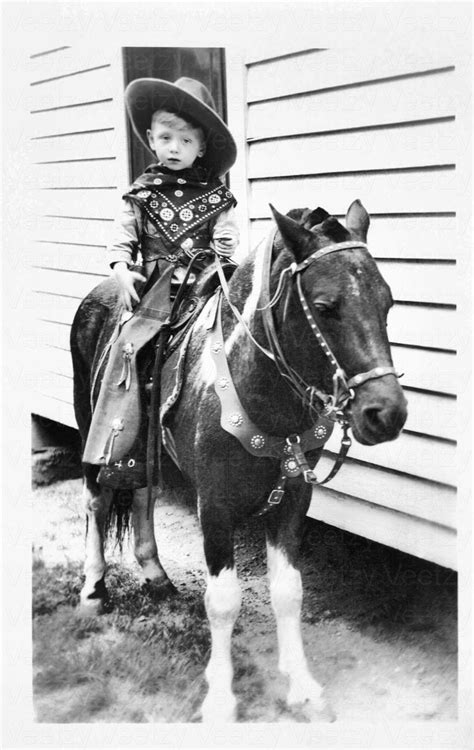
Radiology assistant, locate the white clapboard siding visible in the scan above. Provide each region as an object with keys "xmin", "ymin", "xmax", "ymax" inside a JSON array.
[
  {"xmin": 390, "ymin": 346, "xmax": 456, "ymax": 396},
  {"xmin": 32, "ymin": 188, "xmax": 118, "ymax": 221},
  {"xmin": 323, "ymin": 429, "xmax": 454, "ymax": 487},
  {"xmin": 32, "ymin": 159, "xmax": 119, "ymax": 188},
  {"xmin": 33, "ymin": 268, "xmax": 107, "ymax": 301},
  {"xmin": 244, "ymin": 45, "xmax": 461, "ymax": 567},
  {"xmin": 309, "ymin": 460, "xmax": 456, "ymax": 530},
  {"xmin": 388, "ymin": 305, "xmax": 455, "ymax": 351},
  {"xmin": 249, "ymin": 169, "xmax": 457, "ymax": 216},
  {"xmin": 30, "ymin": 242, "xmax": 107, "ymax": 274},
  {"xmin": 32, "ymin": 130, "xmax": 120, "ymax": 162},
  {"xmin": 249, "ymin": 215, "xmax": 458, "ymax": 261},
  {"xmin": 248, "ymin": 120, "xmax": 455, "ymax": 178},
  {"xmin": 34, "ymin": 216, "xmax": 113, "ymax": 246},
  {"xmin": 247, "ymin": 70, "xmax": 456, "ymax": 140},
  {"xmin": 308, "ymin": 491, "xmax": 456, "ymax": 571},
  {"xmin": 30, "ymin": 99, "xmax": 116, "ymax": 138},
  {"xmin": 247, "ymin": 48, "xmax": 454, "ymax": 102},
  {"xmin": 29, "ymin": 65, "xmax": 114, "ymax": 111},
  {"xmin": 28, "ymin": 46, "xmax": 128, "ymax": 428}
]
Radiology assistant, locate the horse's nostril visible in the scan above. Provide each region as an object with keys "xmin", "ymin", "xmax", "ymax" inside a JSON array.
[{"xmin": 363, "ymin": 406, "xmax": 384, "ymax": 429}]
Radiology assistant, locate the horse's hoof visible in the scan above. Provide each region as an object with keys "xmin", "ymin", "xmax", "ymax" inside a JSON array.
[{"xmin": 142, "ymin": 578, "xmax": 177, "ymax": 601}]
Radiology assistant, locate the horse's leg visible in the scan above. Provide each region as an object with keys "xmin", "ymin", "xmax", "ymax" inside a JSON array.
[
  {"xmin": 79, "ymin": 465, "xmax": 112, "ymax": 615},
  {"xmin": 265, "ymin": 484, "xmax": 334, "ymax": 720},
  {"xmin": 200, "ymin": 502, "xmax": 242, "ymax": 723},
  {"xmin": 131, "ymin": 488, "xmax": 175, "ymax": 596}
]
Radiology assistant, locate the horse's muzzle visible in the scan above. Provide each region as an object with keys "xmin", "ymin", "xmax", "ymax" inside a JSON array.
[{"xmin": 349, "ymin": 377, "xmax": 408, "ymax": 445}]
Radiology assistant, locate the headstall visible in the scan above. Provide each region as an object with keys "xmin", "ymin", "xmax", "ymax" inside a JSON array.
[{"xmin": 213, "ymin": 227, "xmax": 401, "ymax": 514}]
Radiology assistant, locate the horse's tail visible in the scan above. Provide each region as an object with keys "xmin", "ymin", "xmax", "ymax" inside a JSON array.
[{"xmin": 103, "ymin": 487, "xmax": 134, "ymax": 550}]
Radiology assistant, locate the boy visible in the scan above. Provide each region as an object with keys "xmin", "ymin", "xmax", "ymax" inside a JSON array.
[{"xmin": 82, "ymin": 77, "xmax": 239, "ymax": 484}]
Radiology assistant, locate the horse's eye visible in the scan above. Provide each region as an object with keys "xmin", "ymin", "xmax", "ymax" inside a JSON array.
[{"xmin": 313, "ymin": 301, "xmax": 333, "ymax": 316}]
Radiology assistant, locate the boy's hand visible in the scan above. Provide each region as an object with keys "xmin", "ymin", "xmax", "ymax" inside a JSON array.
[{"xmin": 112, "ymin": 262, "xmax": 147, "ymax": 311}]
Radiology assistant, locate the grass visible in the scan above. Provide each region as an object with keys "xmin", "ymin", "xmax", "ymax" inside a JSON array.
[{"xmin": 33, "ymin": 555, "xmax": 210, "ymax": 722}]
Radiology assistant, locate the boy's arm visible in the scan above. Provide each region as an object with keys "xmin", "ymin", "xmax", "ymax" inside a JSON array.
[
  {"xmin": 107, "ymin": 199, "xmax": 146, "ymax": 310},
  {"xmin": 106, "ymin": 199, "xmax": 142, "ymax": 268},
  {"xmin": 210, "ymin": 205, "xmax": 240, "ymax": 257}
]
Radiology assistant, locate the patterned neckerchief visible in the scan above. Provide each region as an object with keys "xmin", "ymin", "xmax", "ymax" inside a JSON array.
[{"xmin": 124, "ymin": 163, "xmax": 236, "ymax": 245}]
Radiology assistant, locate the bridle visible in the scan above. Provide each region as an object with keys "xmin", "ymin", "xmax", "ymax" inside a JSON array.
[{"xmin": 260, "ymin": 231, "xmax": 400, "ymax": 419}]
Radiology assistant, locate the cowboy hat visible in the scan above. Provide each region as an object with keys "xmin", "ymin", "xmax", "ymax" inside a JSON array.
[{"xmin": 124, "ymin": 77, "xmax": 237, "ymax": 177}]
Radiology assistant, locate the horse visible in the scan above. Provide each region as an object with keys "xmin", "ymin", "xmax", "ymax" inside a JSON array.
[{"xmin": 70, "ymin": 199, "xmax": 407, "ymax": 722}]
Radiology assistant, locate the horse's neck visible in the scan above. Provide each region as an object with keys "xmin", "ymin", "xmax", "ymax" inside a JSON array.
[{"xmin": 221, "ymin": 256, "xmax": 309, "ymax": 436}]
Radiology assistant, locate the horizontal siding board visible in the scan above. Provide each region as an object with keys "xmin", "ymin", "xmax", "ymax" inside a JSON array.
[
  {"xmin": 30, "ymin": 99, "xmax": 115, "ymax": 138},
  {"xmin": 29, "ymin": 65, "xmax": 114, "ymax": 111},
  {"xmin": 310, "ymin": 460, "xmax": 456, "ymax": 529},
  {"xmin": 247, "ymin": 70, "xmax": 456, "ymax": 140},
  {"xmin": 31, "ymin": 242, "xmax": 107, "ymax": 273},
  {"xmin": 247, "ymin": 48, "xmax": 454, "ymax": 102},
  {"xmin": 32, "ymin": 129, "xmax": 119, "ymax": 162},
  {"xmin": 32, "ymin": 159, "xmax": 119, "ymax": 188},
  {"xmin": 29, "ymin": 47, "xmax": 112, "ymax": 83},
  {"xmin": 36, "ymin": 345, "xmax": 74, "ymax": 379},
  {"xmin": 29, "ymin": 320, "xmax": 72, "ymax": 351},
  {"xmin": 308, "ymin": 489, "xmax": 456, "ymax": 570},
  {"xmin": 35, "ymin": 216, "xmax": 113, "ymax": 245},
  {"xmin": 33, "ymin": 188, "xmax": 118, "ymax": 220},
  {"xmin": 388, "ymin": 305, "xmax": 455, "ymax": 351},
  {"xmin": 377, "ymin": 262, "xmax": 457, "ymax": 305},
  {"xmin": 401, "ymin": 390, "xmax": 455, "ymax": 441},
  {"xmin": 32, "ymin": 268, "xmax": 106, "ymax": 300},
  {"xmin": 324, "ymin": 428, "xmax": 454, "ymax": 486},
  {"xmin": 249, "ymin": 170, "xmax": 457, "ymax": 216},
  {"xmin": 390, "ymin": 346, "xmax": 456, "ymax": 395},
  {"xmin": 250, "ymin": 215, "xmax": 458, "ymax": 261},
  {"xmin": 248, "ymin": 120, "xmax": 455, "ymax": 178}
]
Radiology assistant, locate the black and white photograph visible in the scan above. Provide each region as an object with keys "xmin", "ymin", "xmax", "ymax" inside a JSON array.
[{"xmin": 2, "ymin": 1, "xmax": 472, "ymax": 748}]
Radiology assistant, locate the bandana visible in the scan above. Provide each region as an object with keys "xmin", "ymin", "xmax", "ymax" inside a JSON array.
[{"xmin": 124, "ymin": 163, "xmax": 236, "ymax": 246}]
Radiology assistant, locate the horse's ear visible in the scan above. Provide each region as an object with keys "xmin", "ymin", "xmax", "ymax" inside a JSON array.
[
  {"xmin": 345, "ymin": 199, "xmax": 370, "ymax": 241},
  {"xmin": 269, "ymin": 204, "xmax": 314, "ymax": 259}
]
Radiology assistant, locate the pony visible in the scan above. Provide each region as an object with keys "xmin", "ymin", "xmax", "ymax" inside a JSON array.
[{"xmin": 70, "ymin": 199, "xmax": 407, "ymax": 722}]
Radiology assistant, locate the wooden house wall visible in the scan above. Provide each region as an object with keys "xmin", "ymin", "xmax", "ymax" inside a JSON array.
[
  {"xmin": 244, "ymin": 48, "xmax": 461, "ymax": 569},
  {"xmin": 28, "ymin": 47, "xmax": 129, "ymax": 429}
]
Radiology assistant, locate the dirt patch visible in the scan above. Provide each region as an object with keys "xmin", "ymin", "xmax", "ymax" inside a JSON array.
[{"xmin": 32, "ymin": 478, "xmax": 457, "ymax": 723}]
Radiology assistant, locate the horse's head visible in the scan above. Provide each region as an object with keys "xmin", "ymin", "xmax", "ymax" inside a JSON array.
[{"xmin": 269, "ymin": 200, "xmax": 407, "ymax": 445}]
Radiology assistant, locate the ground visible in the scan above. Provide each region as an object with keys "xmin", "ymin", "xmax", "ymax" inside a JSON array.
[{"xmin": 32, "ymin": 478, "xmax": 457, "ymax": 723}]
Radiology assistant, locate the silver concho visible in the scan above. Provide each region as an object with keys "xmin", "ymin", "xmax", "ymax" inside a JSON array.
[
  {"xmin": 150, "ymin": 200, "xmax": 159, "ymax": 209},
  {"xmin": 160, "ymin": 208, "xmax": 174, "ymax": 221},
  {"xmin": 250, "ymin": 434, "xmax": 265, "ymax": 450},
  {"xmin": 209, "ymin": 194, "xmax": 221, "ymax": 204},
  {"xmin": 180, "ymin": 237, "xmax": 194, "ymax": 250},
  {"xmin": 179, "ymin": 208, "xmax": 193, "ymax": 222},
  {"xmin": 229, "ymin": 413, "xmax": 243, "ymax": 427},
  {"xmin": 174, "ymin": 190, "xmax": 184, "ymax": 197},
  {"xmin": 212, "ymin": 341, "xmax": 222, "ymax": 353},
  {"xmin": 177, "ymin": 178, "xmax": 186, "ymax": 184},
  {"xmin": 137, "ymin": 189, "xmax": 151, "ymax": 198},
  {"xmin": 283, "ymin": 457, "xmax": 300, "ymax": 476},
  {"xmin": 153, "ymin": 178, "xmax": 163, "ymax": 185},
  {"xmin": 314, "ymin": 424, "xmax": 328, "ymax": 440},
  {"xmin": 111, "ymin": 418, "xmax": 124, "ymax": 431},
  {"xmin": 217, "ymin": 377, "xmax": 230, "ymax": 390}
]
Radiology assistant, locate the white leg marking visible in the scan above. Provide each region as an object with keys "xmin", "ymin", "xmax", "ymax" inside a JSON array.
[
  {"xmin": 132, "ymin": 488, "xmax": 168, "ymax": 584},
  {"xmin": 80, "ymin": 482, "xmax": 111, "ymax": 615},
  {"xmin": 201, "ymin": 566, "xmax": 242, "ymax": 723},
  {"xmin": 267, "ymin": 542, "xmax": 326, "ymax": 712}
]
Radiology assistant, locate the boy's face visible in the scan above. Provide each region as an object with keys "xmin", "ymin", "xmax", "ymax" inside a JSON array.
[{"xmin": 147, "ymin": 114, "xmax": 205, "ymax": 171}]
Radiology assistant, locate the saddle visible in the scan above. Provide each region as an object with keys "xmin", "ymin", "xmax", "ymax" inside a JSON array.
[{"xmin": 85, "ymin": 259, "xmax": 236, "ymax": 489}]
